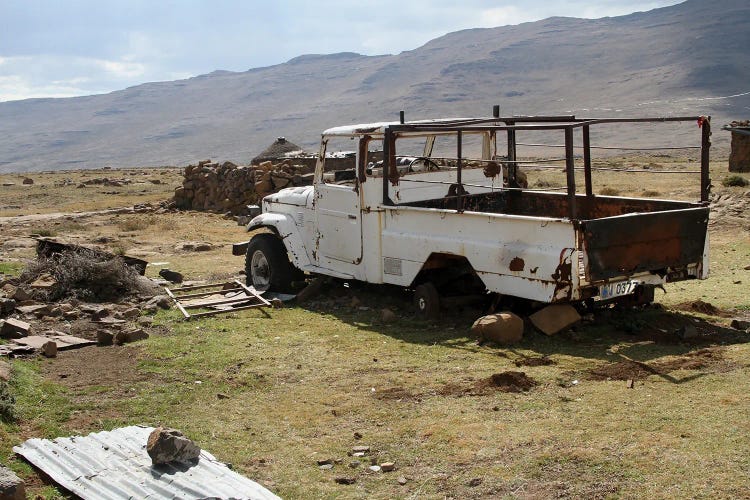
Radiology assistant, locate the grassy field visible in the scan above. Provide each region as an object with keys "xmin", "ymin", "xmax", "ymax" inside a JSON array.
[{"xmin": 0, "ymin": 160, "xmax": 749, "ymax": 498}]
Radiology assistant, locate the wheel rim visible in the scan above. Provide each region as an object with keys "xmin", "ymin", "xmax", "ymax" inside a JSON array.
[{"xmin": 250, "ymin": 250, "xmax": 271, "ymax": 291}]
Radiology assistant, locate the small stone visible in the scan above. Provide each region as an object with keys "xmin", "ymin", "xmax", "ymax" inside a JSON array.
[
  {"xmin": 126, "ymin": 328, "xmax": 149, "ymax": 342},
  {"xmin": 30, "ymin": 273, "xmax": 57, "ymax": 290},
  {"xmin": 381, "ymin": 308, "xmax": 397, "ymax": 323},
  {"xmin": 159, "ymin": 269, "xmax": 184, "ymax": 284},
  {"xmin": 529, "ymin": 304, "xmax": 581, "ymax": 335},
  {"xmin": 0, "ymin": 298, "xmax": 16, "ymax": 316},
  {"xmin": 146, "ymin": 426, "xmax": 201, "ymax": 465},
  {"xmin": 398, "ymin": 476, "xmax": 408, "ymax": 485},
  {"xmin": 380, "ymin": 462, "xmax": 395, "ymax": 472},
  {"xmin": 353, "ymin": 431, "xmax": 362, "ymax": 440},
  {"xmin": 317, "ymin": 459, "xmax": 332, "ymax": 466},
  {"xmin": 122, "ymin": 307, "xmax": 140, "ymax": 319},
  {"xmin": 113, "ymin": 331, "xmax": 128, "ymax": 345},
  {"xmin": 138, "ymin": 316, "xmax": 154, "ymax": 326},
  {"xmin": 368, "ymin": 465, "xmax": 381, "ymax": 472},
  {"xmin": 319, "ymin": 463, "xmax": 334, "ymax": 470},
  {"xmin": 352, "ymin": 452, "xmax": 365, "ymax": 457},
  {"xmin": 677, "ymin": 324, "xmax": 699, "ymax": 339},
  {"xmin": 348, "ymin": 460, "xmax": 360, "ymax": 468},
  {"xmin": 41, "ymin": 341, "xmax": 57, "ymax": 358},
  {"xmin": 0, "ymin": 318, "xmax": 30, "ymax": 338},
  {"xmin": 352, "ymin": 445, "xmax": 370, "ymax": 453},
  {"xmin": 334, "ymin": 477, "xmax": 356, "ymax": 485},
  {"xmin": 0, "ymin": 360, "xmax": 12, "ymax": 381},
  {"xmin": 468, "ymin": 477, "xmax": 483, "ymax": 487},
  {"xmin": 730, "ymin": 319, "xmax": 750, "ymax": 331},
  {"xmin": 0, "ymin": 464, "xmax": 25, "ymax": 499},
  {"xmin": 97, "ymin": 330, "xmax": 114, "ymax": 346},
  {"xmin": 270, "ymin": 298, "xmax": 283, "ymax": 309},
  {"xmin": 217, "ymin": 393, "xmax": 229, "ymax": 400}
]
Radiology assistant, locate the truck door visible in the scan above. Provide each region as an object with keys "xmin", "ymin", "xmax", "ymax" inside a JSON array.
[{"xmin": 314, "ymin": 139, "xmax": 363, "ymax": 266}]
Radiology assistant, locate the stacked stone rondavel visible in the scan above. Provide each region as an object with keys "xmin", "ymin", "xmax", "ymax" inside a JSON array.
[{"xmin": 172, "ymin": 159, "xmax": 315, "ymax": 215}]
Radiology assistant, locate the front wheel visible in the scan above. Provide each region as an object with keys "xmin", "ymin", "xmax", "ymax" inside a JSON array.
[{"xmin": 245, "ymin": 234, "xmax": 300, "ymax": 293}]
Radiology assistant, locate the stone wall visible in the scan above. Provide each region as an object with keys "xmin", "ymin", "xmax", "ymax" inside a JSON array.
[
  {"xmin": 172, "ymin": 159, "xmax": 314, "ymax": 214},
  {"xmin": 729, "ymin": 131, "xmax": 750, "ymax": 172}
]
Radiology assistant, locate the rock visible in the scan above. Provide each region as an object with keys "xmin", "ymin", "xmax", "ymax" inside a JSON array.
[
  {"xmin": 11, "ymin": 288, "xmax": 31, "ymax": 302},
  {"xmin": 270, "ymin": 298, "xmax": 283, "ymax": 309},
  {"xmin": 677, "ymin": 323, "xmax": 699, "ymax": 339},
  {"xmin": 122, "ymin": 307, "xmax": 140, "ymax": 319},
  {"xmin": 138, "ymin": 316, "xmax": 154, "ymax": 326},
  {"xmin": 0, "ymin": 318, "xmax": 30, "ymax": 338},
  {"xmin": 295, "ymin": 278, "xmax": 324, "ymax": 304},
  {"xmin": 41, "ymin": 341, "xmax": 57, "ymax": 358},
  {"xmin": 730, "ymin": 319, "xmax": 750, "ymax": 331},
  {"xmin": 30, "ymin": 273, "xmax": 57, "ymax": 290},
  {"xmin": 0, "ymin": 298, "xmax": 15, "ymax": 316},
  {"xmin": 174, "ymin": 241, "xmax": 213, "ymax": 252},
  {"xmin": 21, "ymin": 177, "xmax": 33, "ymax": 185},
  {"xmin": 398, "ymin": 477, "xmax": 408, "ymax": 485},
  {"xmin": 159, "ymin": 269, "xmax": 184, "ymax": 284},
  {"xmin": 0, "ymin": 360, "xmax": 11, "ymax": 381},
  {"xmin": 471, "ymin": 312, "xmax": 524, "ymax": 344},
  {"xmin": 529, "ymin": 304, "xmax": 581, "ymax": 335},
  {"xmin": 468, "ymin": 478, "xmax": 483, "ymax": 487},
  {"xmin": 319, "ymin": 464, "xmax": 334, "ymax": 470},
  {"xmin": 352, "ymin": 445, "xmax": 370, "ymax": 453},
  {"xmin": 380, "ymin": 462, "xmax": 395, "ymax": 472},
  {"xmin": 16, "ymin": 304, "xmax": 51, "ymax": 317},
  {"xmin": 0, "ymin": 464, "xmax": 25, "ymax": 500},
  {"xmin": 113, "ymin": 329, "xmax": 149, "ymax": 345},
  {"xmin": 90, "ymin": 306, "xmax": 113, "ymax": 321},
  {"xmin": 147, "ymin": 295, "xmax": 172, "ymax": 310},
  {"xmin": 97, "ymin": 330, "xmax": 114, "ymax": 346},
  {"xmin": 334, "ymin": 477, "xmax": 356, "ymax": 485},
  {"xmin": 381, "ymin": 308, "xmax": 397, "ymax": 323},
  {"xmin": 348, "ymin": 460, "xmax": 360, "ymax": 468},
  {"xmin": 368, "ymin": 465, "xmax": 381, "ymax": 472},
  {"xmin": 146, "ymin": 427, "xmax": 201, "ymax": 465},
  {"xmin": 316, "ymin": 459, "xmax": 332, "ymax": 466}
]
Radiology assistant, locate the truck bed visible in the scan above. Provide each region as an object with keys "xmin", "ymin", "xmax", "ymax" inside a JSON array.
[{"xmin": 400, "ymin": 190, "xmax": 709, "ymax": 283}]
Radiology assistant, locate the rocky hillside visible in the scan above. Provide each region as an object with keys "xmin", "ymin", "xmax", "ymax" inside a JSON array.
[{"xmin": 1, "ymin": 0, "xmax": 748, "ymax": 172}]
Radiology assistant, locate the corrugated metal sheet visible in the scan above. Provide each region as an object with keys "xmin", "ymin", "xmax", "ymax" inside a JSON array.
[{"xmin": 13, "ymin": 426, "xmax": 282, "ymax": 500}]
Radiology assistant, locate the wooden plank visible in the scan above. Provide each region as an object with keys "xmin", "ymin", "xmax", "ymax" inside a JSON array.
[
  {"xmin": 235, "ymin": 280, "xmax": 272, "ymax": 306},
  {"xmin": 170, "ymin": 288, "xmax": 243, "ymax": 300},
  {"xmin": 169, "ymin": 282, "xmax": 235, "ymax": 292},
  {"xmin": 187, "ymin": 303, "xmax": 269, "ymax": 319},
  {"xmin": 183, "ymin": 296, "xmax": 258, "ymax": 310}
]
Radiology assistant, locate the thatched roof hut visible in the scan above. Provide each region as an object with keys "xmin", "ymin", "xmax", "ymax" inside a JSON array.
[{"xmin": 252, "ymin": 137, "xmax": 306, "ymax": 164}]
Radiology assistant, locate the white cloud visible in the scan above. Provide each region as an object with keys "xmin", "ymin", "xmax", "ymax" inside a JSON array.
[
  {"xmin": 96, "ymin": 59, "xmax": 146, "ymax": 78},
  {"xmin": 477, "ymin": 6, "xmax": 535, "ymax": 27}
]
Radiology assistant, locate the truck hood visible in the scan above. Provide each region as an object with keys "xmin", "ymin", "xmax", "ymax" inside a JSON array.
[{"xmin": 264, "ymin": 185, "xmax": 314, "ymax": 208}]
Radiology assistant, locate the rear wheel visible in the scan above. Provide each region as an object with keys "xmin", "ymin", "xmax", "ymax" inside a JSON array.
[
  {"xmin": 245, "ymin": 234, "xmax": 299, "ymax": 293},
  {"xmin": 414, "ymin": 282, "xmax": 441, "ymax": 319}
]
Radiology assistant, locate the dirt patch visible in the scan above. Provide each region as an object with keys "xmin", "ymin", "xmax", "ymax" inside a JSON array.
[
  {"xmin": 41, "ymin": 344, "xmax": 153, "ymax": 399},
  {"xmin": 373, "ymin": 386, "xmax": 422, "ymax": 402},
  {"xmin": 674, "ymin": 300, "xmax": 731, "ymax": 317},
  {"xmin": 587, "ymin": 348, "xmax": 736, "ymax": 381},
  {"xmin": 514, "ymin": 356, "xmax": 556, "ymax": 367},
  {"xmin": 440, "ymin": 371, "xmax": 538, "ymax": 396}
]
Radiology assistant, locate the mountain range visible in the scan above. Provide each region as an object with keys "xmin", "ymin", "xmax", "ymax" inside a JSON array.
[{"xmin": 1, "ymin": 0, "xmax": 748, "ymax": 173}]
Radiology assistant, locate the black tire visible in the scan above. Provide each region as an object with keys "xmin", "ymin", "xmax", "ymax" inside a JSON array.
[
  {"xmin": 414, "ymin": 282, "xmax": 441, "ymax": 319},
  {"xmin": 245, "ymin": 234, "xmax": 299, "ymax": 293}
]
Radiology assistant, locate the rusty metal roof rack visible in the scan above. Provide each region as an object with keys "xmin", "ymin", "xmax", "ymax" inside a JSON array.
[
  {"xmin": 381, "ymin": 110, "xmax": 711, "ymax": 219},
  {"xmin": 165, "ymin": 280, "xmax": 271, "ymax": 320}
]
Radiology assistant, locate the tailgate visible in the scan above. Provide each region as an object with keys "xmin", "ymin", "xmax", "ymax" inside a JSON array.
[{"xmin": 580, "ymin": 207, "xmax": 709, "ymax": 282}]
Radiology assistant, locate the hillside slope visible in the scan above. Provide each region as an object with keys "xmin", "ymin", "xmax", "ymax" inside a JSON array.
[{"xmin": 0, "ymin": 0, "xmax": 748, "ymax": 172}]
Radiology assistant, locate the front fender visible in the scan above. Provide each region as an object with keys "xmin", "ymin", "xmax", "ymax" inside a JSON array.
[{"xmin": 247, "ymin": 213, "xmax": 311, "ymax": 270}]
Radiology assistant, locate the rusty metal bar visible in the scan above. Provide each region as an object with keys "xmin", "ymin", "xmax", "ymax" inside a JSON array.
[
  {"xmin": 457, "ymin": 130, "xmax": 463, "ymax": 212},
  {"xmin": 701, "ymin": 117, "xmax": 711, "ymax": 203},
  {"xmin": 506, "ymin": 121, "xmax": 517, "ymax": 187},
  {"xmin": 382, "ymin": 128, "xmax": 393, "ymax": 205},
  {"xmin": 517, "ymin": 142, "xmax": 701, "ymax": 151},
  {"xmin": 583, "ymin": 125, "xmax": 593, "ymax": 197},
  {"xmin": 565, "ymin": 127, "xmax": 577, "ymax": 220}
]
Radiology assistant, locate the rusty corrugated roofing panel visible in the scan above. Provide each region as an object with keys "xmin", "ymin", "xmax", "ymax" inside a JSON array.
[{"xmin": 14, "ymin": 425, "xmax": 281, "ymax": 500}]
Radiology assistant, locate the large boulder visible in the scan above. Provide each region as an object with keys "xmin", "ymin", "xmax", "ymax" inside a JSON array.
[{"xmin": 470, "ymin": 312, "xmax": 524, "ymax": 344}]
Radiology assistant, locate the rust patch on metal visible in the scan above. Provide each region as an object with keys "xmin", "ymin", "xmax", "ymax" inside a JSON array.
[{"xmin": 509, "ymin": 257, "xmax": 525, "ymax": 272}]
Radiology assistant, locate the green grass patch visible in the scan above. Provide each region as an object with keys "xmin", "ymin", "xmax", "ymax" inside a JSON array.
[{"xmin": 0, "ymin": 262, "xmax": 23, "ymax": 276}]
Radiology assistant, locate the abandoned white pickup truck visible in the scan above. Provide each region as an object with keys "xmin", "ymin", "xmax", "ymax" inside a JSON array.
[{"xmin": 240, "ymin": 111, "xmax": 712, "ymax": 317}]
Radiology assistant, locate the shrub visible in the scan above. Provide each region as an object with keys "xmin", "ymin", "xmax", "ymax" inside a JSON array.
[
  {"xmin": 20, "ymin": 249, "xmax": 158, "ymax": 302},
  {"xmin": 600, "ymin": 187, "xmax": 621, "ymax": 196},
  {"xmin": 0, "ymin": 382, "xmax": 17, "ymax": 423},
  {"xmin": 722, "ymin": 175, "xmax": 749, "ymax": 187}
]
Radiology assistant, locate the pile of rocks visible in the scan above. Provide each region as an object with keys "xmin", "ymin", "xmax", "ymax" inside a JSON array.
[{"xmin": 172, "ymin": 159, "xmax": 314, "ymax": 214}]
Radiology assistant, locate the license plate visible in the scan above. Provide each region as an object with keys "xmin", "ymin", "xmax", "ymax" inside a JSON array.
[{"xmin": 599, "ymin": 280, "xmax": 640, "ymax": 300}]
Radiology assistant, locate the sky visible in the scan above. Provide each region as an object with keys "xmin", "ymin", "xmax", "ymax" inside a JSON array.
[{"xmin": 0, "ymin": 0, "xmax": 683, "ymax": 102}]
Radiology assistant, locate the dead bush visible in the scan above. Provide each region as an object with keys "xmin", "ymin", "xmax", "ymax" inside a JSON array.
[
  {"xmin": 600, "ymin": 187, "xmax": 621, "ymax": 196},
  {"xmin": 20, "ymin": 249, "xmax": 157, "ymax": 302}
]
